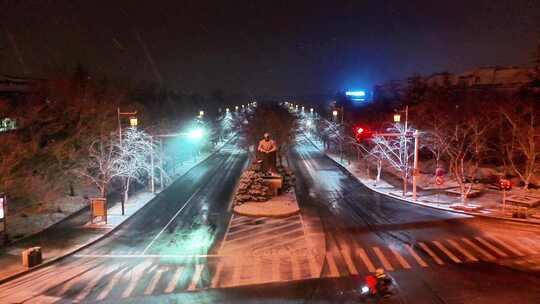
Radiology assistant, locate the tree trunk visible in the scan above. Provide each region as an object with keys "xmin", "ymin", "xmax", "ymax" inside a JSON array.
[
  {"xmin": 376, "ymin": 160, "xmax": 382, "ymax": 185},
  {"xmin": 122, "ymin": 177, "xmax": 131, "ymax": 215}
]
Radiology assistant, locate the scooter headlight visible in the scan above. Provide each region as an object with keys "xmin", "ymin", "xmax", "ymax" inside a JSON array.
[{"xmin": 361, "ymin": 286, "xmax": 370, "ymax": 294}]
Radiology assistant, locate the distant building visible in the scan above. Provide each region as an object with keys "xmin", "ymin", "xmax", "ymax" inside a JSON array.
[
  {"xmin": 0, "ymin": 74, "xmax": 44, "ymax": 99},
  {"xmin": 374, "ymin": 66, "xmax": 535, "ymax": 100}
]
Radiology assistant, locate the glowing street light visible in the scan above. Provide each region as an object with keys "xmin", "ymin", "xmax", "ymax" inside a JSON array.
[
  {"xmin": 188, "ymin": 128, "xmax": 205, "ymax": 139},
  {"xmin": 199, "ymin": 110, "xmax": 205, "ymax": 118},
  {"xmin": 226, "ymin": 107, "xmax": 230, "ymax": 113},
  {"xmin": 235, "ymin": 106, "xmax": 239, "ymax": 111},
  {"xmin": 393, "ymin": 113, "xmax": 401, "ymax": 123},
  {"xmin": 129, "ymin": 116, "xmax": 138, "ymax": 127},
  {"xmin": 310, "ymin": 108, "xmax": 314, "ymax": 114},
  {"xmin": 332, "ymin": 110, "xmax": 338, "ymax": 117}
]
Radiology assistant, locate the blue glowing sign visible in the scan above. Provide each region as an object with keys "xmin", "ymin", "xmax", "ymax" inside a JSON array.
[
  {"xmin": 345, "ymin": 91, "xmax": 366, "ymax": 97},
  {"xmin": 345, "ymin": 91, "xmax": 367, "ymax": 101}
]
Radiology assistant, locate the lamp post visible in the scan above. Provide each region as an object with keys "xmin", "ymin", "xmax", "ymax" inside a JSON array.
[
  {"xmin": 393, "ymin": 106, "xmax": 419, "ymax": 200},
  {"xmin": 117, "ymin": 108, "xmax": 138, "ymax": 146},
  {"xmin": 0, "ymin": 193, "xmax": 7, "ymax": 244}
]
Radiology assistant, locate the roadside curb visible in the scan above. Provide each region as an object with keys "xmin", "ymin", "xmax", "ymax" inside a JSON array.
[
  {"xmin": 303, "ymin": 134, "xmax": 540, "ymax": 226},
  {"xmin": 0, "ymin": 136, "xmax": 236, "ymax": 286}
]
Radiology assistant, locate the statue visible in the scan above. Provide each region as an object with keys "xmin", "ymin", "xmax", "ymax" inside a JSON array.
[{"xmin": 257, "ymin": 132, "xmax": 277, "ymax": 175}]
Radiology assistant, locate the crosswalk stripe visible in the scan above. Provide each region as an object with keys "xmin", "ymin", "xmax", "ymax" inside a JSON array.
[
  {"xmin": 145, "ymin": 267, "xmax": 166, "ymax": 295},
  {"xmin": 433, "ymin": 241, "xmax": 461, "ymax": 263},
  {"xmin": 291, "ymin": 254, "xmax": 302, "ymax": 279},
  {"xmin": 372, "ymin": 247, "xmax": 394, "ymax": 271},
  {"xmin": 406, "ymin": 245, "xmax": 428, "ymax": 267},
  {"xmin": 461, "ymin": 238, "xmax": 495, "ymax": 261},
  {"xmin": 231, "ymin": 258, "xmax": 242, "ymax": 286},
  {"xmin": 226, "ymin": 222, "xmax": 301, "ymax": 244},
  {"xmin": 325, "ymin": 252, "xmax": 340, "ymax": 277},
  {"xmin": 165, "ymin": 266, "xmax": 184, "ymax": 293},
  {"xmin": 272, "ymin": 255, "xmax": 280, "ymax": 282},
  {"xmin": 488, "ymin": 236, "xmax": 524, "ymax": 256},
  {"xmin": 122, "ymin": 263, "xmax": 150, "ymax": 298},
  {"xmin": 187, "ymin": 264, "xmax": 205, "ymax": 291},
  {"xmin": 500, "ymin": 236, "xmax": 539, "ymax": 255},
  {"xmin": 307, "ymin": 252, "xmax": 320, "ymax": 278},
  {"xmin": 210, "ymin": 263, "xmax": 223, "ymax": 288},
  {"xmin": 340, "ymin": 248, "xmax": 359, "ymax": 275},
  {"xmin": 418, "ymin": 242, "xmax": 444, "ymax": 265},
  {"xmin": 447, "ymin": 240, "xmax": 478, "ymax": 262},
  {"xmin": 475, "ymin": 237, "xmax": 508, "ymax": 257},
  {"xmin": 74, "ymin": 265, "xmax": 117, "ymax": 302},
  {"xmin": 390, "ymin": 247, "xmax": 411, "ymax": 269},
  {"xmin": 97, "ymin": 268, "xmax": 127, "ymax": 300},
  {"xmin": 356, "ymin": 248, "xmax": 376, "ymax": 272}
]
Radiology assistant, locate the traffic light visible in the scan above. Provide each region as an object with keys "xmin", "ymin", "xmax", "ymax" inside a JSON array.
[{"xmin": 354, "ymin": 126, "xmax": 372, "ymax": 141}]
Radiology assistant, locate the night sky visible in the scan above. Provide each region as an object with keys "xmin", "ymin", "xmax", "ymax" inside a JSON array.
[{"xmin": 1, "ymin": 0, "xmax": 539, "ymax": 96}]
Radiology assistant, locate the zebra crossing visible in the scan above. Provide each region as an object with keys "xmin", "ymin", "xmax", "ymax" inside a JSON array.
[
  {"xmin": 2, "ymin": 233, "xmax": 536, "ymax": 303},
  {"xmin": 319, "ymin": 234, "xmax": 540, "ymax": 278}
]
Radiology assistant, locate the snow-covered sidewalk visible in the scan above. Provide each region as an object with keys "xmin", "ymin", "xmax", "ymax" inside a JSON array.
[
  {"xmin": 0, "ymin": 136, "xmax": 234, "ymax": 284},
  {"xmin": 303, "ymin": 133, "xmax": 540, "ymax": 225}
]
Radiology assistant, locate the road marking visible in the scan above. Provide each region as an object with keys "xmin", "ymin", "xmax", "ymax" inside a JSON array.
[
  {"xmin": 210, "ymin": 263, "xmax": 223, "ymax": 288},
  {"xmin": 225, "ymin": 222, "xmax": 302, "ymax": 244},
  {"xmin": 97, "ymin": 268, "xmax": 127, "ymax": 301},
  {"xmin": 406, "ymin": 245, "xmax": 428, "ymax": 267},
  {"xmin": 74, "ymin": 253, "xmax": 221, "ymax": 259},
  {"xmin": 290, "ymin": 254, "xmax": 302, "ymax": 279},
  {"xmin": 121, "ymin": 263, "xmax": 150, "ymax": 298},
  {"xmin": 487, "ymin": 236, "xmax": 524, "ymax": 256},
  {"xmin": 433, "ymin": 241, "xmax": 461, "ymax": 263},
  {"xmin": 74, "ymin": 265, "xmax": 117, "ymax": 302},
  {"xmin": 145, "ymin": 267, "xmax": 166, "ymax": 295},
  {"xmin": 447, "ymin": 240, "xmax": 478, "ymax": 262},
  {"xmin": 475, "ymin": 237, "xmax": 508, "ymax": 257},
  {"xmin": 187, "ymin": 264, "xmax": 205, "ymax": 291},
  {"xmin": 356, "ymin": 247, "xmax": 376, "ymax": 272},
  {"xmin": 372, "ymin": 247, "xmax": 394, "ymax": 271},
  {"xmin": 308, "ymin": 252, "xmax": 321, "ymax": 278},
  {"xmin": 272, "ymin": 255, "xmax": 280, "ymax": 282},
  {"xmin": 165, "ymin": 266, "xmax": 184, "ymax": 293},
  {"xmin": 325, "ymin": 252, "xmax": 340, "ymax": 277},
  {"xmin": 142, "ymin": 188, "xmax": 202, "ymax": 254},
  {"xmin": 500, "ymin": 236, "xmax": 539, "ymax": 255},
  {"xmin": 461, "ymin": 238, "xmax": 495, "ymax": 261},
  {"xmin": 418, "ymin": 242, "xmax": 444, "ymax": 265},
  {"xmin": 340, "ymin": 247, "xmax": 359, "ymax": 275},
  {"xmin": 390, "ymin": 247, "xmax": 411, "ymax": 269},
  {"xmin": 254, "ymin": 257, "xmax": 263, "ymax": 283},
  {"xmin": 230, "ymin": 258, "xmax": 242, "ymax": 286}
]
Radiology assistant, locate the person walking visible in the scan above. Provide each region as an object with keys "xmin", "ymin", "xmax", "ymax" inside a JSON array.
[{"xmin": 257, "ymin": 132, "xmax": 277, "ymax": 175}]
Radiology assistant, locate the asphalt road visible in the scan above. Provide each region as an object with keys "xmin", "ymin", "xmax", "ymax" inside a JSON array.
[{"xmin": 1, "ymin": 137, "xmax": 539, "ymax": 303}]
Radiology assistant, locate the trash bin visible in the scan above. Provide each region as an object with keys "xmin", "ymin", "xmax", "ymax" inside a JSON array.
[{"xmin": 22, "ymin": 247, "xmax": 42, "ymax": 268}]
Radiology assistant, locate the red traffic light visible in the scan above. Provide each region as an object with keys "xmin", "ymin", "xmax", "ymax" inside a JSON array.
[{"xmin": 354, "ymin": 126, "xmax": 372, "ymax": 140}]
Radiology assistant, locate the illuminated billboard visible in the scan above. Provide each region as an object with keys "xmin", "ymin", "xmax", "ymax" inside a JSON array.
[{"xmin": 345, "ymin": 91, "xmax": 367, "ymax": 102}]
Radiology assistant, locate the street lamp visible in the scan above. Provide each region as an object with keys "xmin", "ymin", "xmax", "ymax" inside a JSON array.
[
  {"xmin": 129, "ymin": 116, "xmax": 138, "ymax": 127},
  {"xmin": 235, "ymin": 106, "xmax": 239, "ymax": 111},
  {"xmin": 117, "ymin": 108, "xmax": 138, "ymax": 146},
  {"xmin": 310, "ymin": 108, "xmax": 314, "ymax": 114},
  {"xmin": 393, "ymin": 113, "xmax": 401, "ymax": 123},
  {"xmin": 199, "ymin": 110, "xmax": 205, "ymax": 118},
  {"xmin": 226, "ymin": 107, "xmax": 230, "ymax": 113},
  {"xmin": 332, "ymin": 110, "xmax": 339, "ymax": 118}
]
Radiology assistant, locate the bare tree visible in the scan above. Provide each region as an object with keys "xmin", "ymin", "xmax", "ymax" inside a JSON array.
[
  {"xmin": 116, "ymin": 127, "xmax": 155, "ymax": 209},
  {"xmin": 77, "ymin": 133, "xmax": 124, "ymax": 198},
  {"xmin": 443, "ymin": 116, "xmax": 491, "ymax": 204},
  {"xmin": 370, "ymin": 123, "xmax": 415, "ymax": 196},
  {"xmin": 500, "ymin": 102, "xmax": 540, "ymax": 190}
]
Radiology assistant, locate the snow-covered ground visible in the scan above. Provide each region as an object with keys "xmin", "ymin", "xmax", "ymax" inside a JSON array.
[
  {"xmin": 302, "ymin": 132, "xmax": 540, "ymax": 222},
  {"xmin": 5, "ymin": 135, "xmax": 235, "ymax": 241}
]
